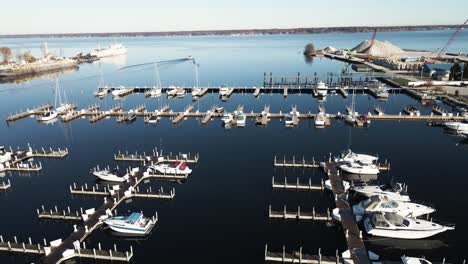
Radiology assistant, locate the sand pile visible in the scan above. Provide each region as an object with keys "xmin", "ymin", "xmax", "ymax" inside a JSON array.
[
  {"xmin": 352, "ymin": 39, "xmax": 405, "ymax": 57},
  {"xmin": 323, "ymin": 46, "xmax": 338, "ymax": 53}
]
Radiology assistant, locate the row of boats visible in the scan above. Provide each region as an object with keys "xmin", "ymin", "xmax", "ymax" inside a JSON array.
[{"xmin": 329, "ymin": 150, "xmax": 454, "ymax": 240}]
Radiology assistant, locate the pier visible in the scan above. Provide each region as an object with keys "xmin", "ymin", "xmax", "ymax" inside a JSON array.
[
  {"xmin": 265, "ymin": 245, "xmax": 339, "ymax": 264},
  {"xmin": 0, "ymin": 180, "xmax": 11, "ymax": 190},
  {"xmin": 269, "ymin": 205, "xmax": 331, "ymax": 221},
  {"xmin": 172, "ymin": 105, "xmax": 194, "ymax": 124},
  {"xmin": 6, "ymin": 104, "xmax": 52, "ymax": 122},
  {"xmin": 272, "ymin": 177, "xmax": 324, "ymax": 191}
]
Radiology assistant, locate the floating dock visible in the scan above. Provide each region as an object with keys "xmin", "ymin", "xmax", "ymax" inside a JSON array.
[{"xmin": 269, "ymin": 205, "xmax": 331, "ymax": 221}]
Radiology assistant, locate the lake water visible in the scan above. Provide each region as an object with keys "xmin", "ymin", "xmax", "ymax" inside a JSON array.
[{"xmin": 0, "ymin": 31, "xmax": 467, "ymax": 263}]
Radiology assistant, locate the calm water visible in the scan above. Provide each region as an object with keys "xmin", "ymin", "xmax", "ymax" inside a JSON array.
[{"xmin": 0, "ymin": 31, "xmax": 467, "ymax": 263}]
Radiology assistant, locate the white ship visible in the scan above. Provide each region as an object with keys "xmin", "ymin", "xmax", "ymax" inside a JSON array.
[
  {"xmin": 103, "ymin": 212, "xmax": 154, "ymax": 235},
  {"xmin": 364, "ymin": 212, "xmax": 454, "ymax": 239},
  {"xmin": 90, "ymin": 43, "xmax": 127, "ymax": 58}
]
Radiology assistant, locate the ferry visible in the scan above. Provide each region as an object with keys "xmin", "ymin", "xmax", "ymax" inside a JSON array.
[
  {"xmin": 90, "ymin": 43, "xmax": 127, "ymax": 58},
  {"xmin": 104, "ymin": 212, "xmax": 154, "ymax": 235}
]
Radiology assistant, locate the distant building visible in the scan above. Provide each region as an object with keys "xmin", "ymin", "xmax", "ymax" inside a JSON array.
[{"xmin": 422, "ymin": 63, "xmax": 454, "ymax": 81}]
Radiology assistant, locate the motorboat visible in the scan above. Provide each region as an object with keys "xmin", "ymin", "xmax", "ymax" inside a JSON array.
[
  {"xmin": 93, "ymin": 168, "xmax": 129, "ymax": 182},
  {"xmin": 167, "ymin": 86, "xmax": 178, "ymax": 96},
  {"xmin": 324, "ymin": 179, "xmax": 350, "ymax": 192},
  {"xmin": 0, "ymin": 146, "xmax": 12, "ymax": 164},
  {"xmin": 352, "ymin": 182, "xmax": 410, "ymax": 202},
  {"xmin": 353, "ymin": 196, "xmax": 435, "ymax": 222},
  {"xmin": 111, "ymin": 86, "xmax": 130, "ymax": 97},
  {"xmin": 314, "ymin": 81, "xmax": 328, "ymax": 97},
  {"xmin": 175, "ymin": 88, "xmax": 186, "ymax": 97},
  {"xmin": 125, "ymin": 111, "xmax": 137, "ymax": 122},
  {"xmin": 403, "ymin": 105, "xmax": 420, "ymax": 116},
  {"xmin": 335, "ymin": 149, "xmax": 378, "ymax": 165},
  {"xmin": 95, "ymin": 87, "xmax": 109, "ymax": 98},
  {"xmin": 219, "ymin": 85, "xmax": 230, "ymax": 96},
  {"xmin": 191, "ymin": 88, "xmax": 202, "ymax": 97},
  {"xmin": 103, "ymin": 212, "xmax": 154, "ymax": 235},
  {"xmin": 364, "ymin": 212, "xmax": 454, "ymax": 239},
  {"xmin": 344, "ymin": 113, "xmax": 356, "ymax": 124},
  {"xmin": 339, "ymin": 161, "xmax": 379, "ymax": 175},
  {"xmin": 148, "ymin": 161, "xmax": 192, "ymax": 175},
  {"xmin": 236, "ymin": 113, "xmax": 246, "ymax": 127},
  {"xmin": 402, "ymin": 256, "xmax": 432, "ymax": 264},
  {"xmin": 90, "ymin": 43, "xmax": 127, "ymax": 58},
  {"xmin": 315, "ymin": 112, "xmax": 325, "ymax": 127},
  {"xmin": 284, "ymin": 114, "xmax": 294, "ymax": 126},
  {"xmin": 146, "ymin": 115, "xmax": 160, "ymax": 124},
  {"xmin": 221, "ymin": 113, "xmax": 233, "ymax": 124},
  {"xmin": 37, "ymin": 110, "xmax": 58, "ymax": 122},
  {"xmin": 357, "ymin": 115, "xmax": 371, "ymax": 126},
  {"xmin": 444, "ymin": 120, "xmax": 468, "ymax": 131},
  {"xmin": 215, "ymin": 107, "xmax": 224, "ymax": 113},
  {"xmin": 145, "ymin": 87, "xmax": 162, "ymax": 98}
]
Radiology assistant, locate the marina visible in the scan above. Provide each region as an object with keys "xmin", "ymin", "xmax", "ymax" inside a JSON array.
[{"xmin": 1, "ymin": 29, "xmax": 467, "ymax": 264}]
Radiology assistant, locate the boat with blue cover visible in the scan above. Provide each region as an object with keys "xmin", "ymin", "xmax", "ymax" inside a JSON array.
[{"xmin": 103, "ymin": 212, "xmax": 154, "ymax": 235}]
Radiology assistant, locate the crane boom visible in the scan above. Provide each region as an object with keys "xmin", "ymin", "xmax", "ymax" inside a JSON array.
[{"xmin": 436, "ymin": 19, "xmax": 468, "ymax": 58}]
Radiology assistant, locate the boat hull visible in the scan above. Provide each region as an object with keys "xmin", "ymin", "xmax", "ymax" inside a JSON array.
[{"xmin": 364, "ymin": 219, "xmax": 449, "ymax": 239}]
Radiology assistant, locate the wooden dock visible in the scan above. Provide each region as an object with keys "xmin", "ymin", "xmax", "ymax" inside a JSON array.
[
  {"xmin": 37, "ymin": 206, "xmax": 82, "ymax": 221},
  {"xmin": 114, "ymin": 149, "xmax": 199, "ymax": 164},
  {"xmin": 62, "ymin": 104, "xmax": 100, "ymax": 122},
  {"xmin": 272, "ymin": 177, "xmax": 324, "ymax": 191},
  {"xmin": 172, "ymin": 105, "xmax": 194, "ymax": 124},
  {"xmin": 269, "ymin": 205, "xmax": 331, "ymax": 221},
  {"xmin": 273, "ymin": 156, "xmax": 319, "ymax": 168},
  {"xmin": 264, "ymin": 245, "xmax": 338, "ymax": 264},
  {"xmin": 201, "ymin": 105, "xmax": 218, "ymax": 124},
  {"xmin": 6, "ymin": 104, "xmax": 52, "ymax": 122},
  {"xmin": 0, "ymin": 236, "xmax": 45, "ymax": 255},
  {"xmin": 0, "ymin": 180, "xmax": 11, "ymax": 190},
  {"xmin": 89, "ymin": 104, "xmax": 122, "ymax": 123}
]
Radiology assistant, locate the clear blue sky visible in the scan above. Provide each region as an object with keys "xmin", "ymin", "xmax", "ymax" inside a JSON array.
[{"xmin": 2, "ymin": 0, "xmax": 467, "ymax": 34}]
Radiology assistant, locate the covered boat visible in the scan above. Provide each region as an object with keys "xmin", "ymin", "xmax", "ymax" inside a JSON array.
[
  {"xmin": 103, "ymin": 212, "xmax": 154, "ymax": 235},
  {"xmin": 148, "ymin": 161, "xmax": 192, "ymax": 175}
]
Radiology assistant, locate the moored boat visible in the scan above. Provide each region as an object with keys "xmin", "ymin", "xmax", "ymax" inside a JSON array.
[
  {"xmin": 339, "ymin": 161, "xmax": 379, "ymax": 175},
  {"xmin": 93, "ymin": 168, "xmax": 129, "ymax": 182},
  {"xmin": 148, "ymin": 161, "xmax": 192, "ymax": 175},
  {"xmin": 103, "ymin": 212, "xmax": 154, "ymax": 235},
  {"xmin": 352, "ymin": 182, "xmax": 410, "ymax": 202},
  {"xmin": 37, "ymin": 110, "xmax": 58, "ymax": 122}
]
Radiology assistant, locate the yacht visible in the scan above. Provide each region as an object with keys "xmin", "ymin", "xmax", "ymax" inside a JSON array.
[
  {"xmin": 364, "ymin": 212, "xmax": 454, "ymax": 239},
  {"xmin": 315, "ymin": 112, "xmax": 325, "ymax": 127},
  {"xmin": 167, "ymin": 86, "xmax": 178, "ymax": 96},
  {"xmin": 0, "ymin": 146, "xmax": 12, "ymax": 164},
  {"xmin": 90, "ymin": 43, "xmax": 127, "ymax": 58},
  {"xmin": 125, "ymin": 112, "xmax": 137, "ymax": 122},
  {"xmin": 219, "ymin": 85, "xmax": 230, "ymax": 96},
  {"xmin": 444, "ymin": 120, "xmax": 468, "ymax": 131},
  {"xmin": 148, "ymin": 161, "xmax": 192, "ymax": 175},
  {"xmin": 352, "ymin": 182, "xmax": 410, "ymax": 202},
  {"xmin": 353, "ymin": 196, "xmax": 435, "ymax": 222},
  {"xmin": 221, "ymin": 113, "xmax": 233, "ymax": 124},
  {"xmin": 284, "ymin": 114, "xmax": 294, "ymax": 126},
  {"xmin": 403, "ymin": 105, "xmax": 420, "ymax": 116},
  {"xmin": 111, "ymin": 86, "xmax": 131, "ymax": 97},
  {"xmin": 314, "ymin": 81, "xmax": 328, "ymax": 97},
  {"xmin": 335, "ymin": 149, "xmax": 378, "ymax": 165},
  {"xmin": 236, "ymin": 113, "xmax": 246, "ymax": 127},
  {"xmin": 93, "ymin": 168, "xmax": 129, "ymax": 182},
  {"xmin": 191, "ymin": 88, "xmax": 202, "ymax": 97},
  {"xmin": 146, "ymin": 115, "xmax": 160, "ymax": 124},
  {"xmin": 175, "ymin": 88, "xmax": 186, "ymax": 97},
  {"xmin": 95, "ymin": 87, "xmax": 109, "ymax": 98},
  {"xmin": 339, "ymin": 161, "xmax": 379, "ymax": 175},
  {"xmin": 145, "ymin": 87, "xmax": 162, "ymax": 98},
  {"xmin": 103, "ymin": 212, "xmax": 154, "ymax": 235},
  {"xmin": 37, "ymin": 109, "xmax": 58, "ymax": 122}
]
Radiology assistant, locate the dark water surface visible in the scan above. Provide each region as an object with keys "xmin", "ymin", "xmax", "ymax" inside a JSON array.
[{"xmin": 0, "ymin": 32, "xmax": 467, "ymax": 263}]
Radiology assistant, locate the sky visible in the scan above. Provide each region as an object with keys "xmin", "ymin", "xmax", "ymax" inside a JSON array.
[{"xmin": 1, "ymin": 0, "xmax": 467, "ymax": 35}]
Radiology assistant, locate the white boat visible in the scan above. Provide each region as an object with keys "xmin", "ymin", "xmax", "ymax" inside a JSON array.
[
  {"xmin": 352, "ymin": 183, "xmax": 410, "ymax": 202},
  {"xmin": 221, "ymin": 113, "xmax": 233, "ymax": 124},
  {"xmin": 444, "ymin": 121, "xmax": 468, "ymax": 131},
  {"xmin": 93, "ymin": 169, "xmax": 129, "ymax": 182},
  {"xmin": 315, "ymin": 112, "xmax": 325, "ymax": 127},
  {"xmin": 37, "ymin": 110, "xmax": 58, "ymax": 122},
  {"xmin": 148, "ymin": 161, "xmax": 192, "ymax": 175},
  {"xmin": 146, "ymin": 87, "xmax": 162, "ymax": 98},
  {"xmin": 146, "ymin": 115, "xmax": 160, "ymax": 124},
  {"xmin": 324, "ymin": 179, "xmax": 350, "ymax": 192},
  {"xmin": 353, "ymin": 196, "xmax": 435, "ymax": 222},
  {"xmin": 339, "ymin": 161, "xmax": 379, "ymax": 175},
  {"xmin": 176, "ymin": 88, "xmax": 186, "ymax": 97},
  {"xmin": 219, "ymin": 85, "xmax": 230, "ymax": 96},
  {"xmin": 402, "ymin": 256, "xmax": 432, "ymax": 264},
  {"xmin": 90, "ymin": 43, "xmax": 127, "ymax": 58},
  {"xmin": 335, "ymin": 149, "xmax": 378, "ymax": 165},
  {"xmin": 284, "ymin": 114, "xmax": 294, "ymax": 126},
  {"xmin": 191, "ymin": 88, "xmax": 202, "ymax": 97},
  {"xmin": 167, "ymin": 86, "xmax": 178, "ymax": 96},
  {"xmin": 403, "ymin": 105, "xmax": 420, "ymax": 116},
  {"xmin": 314, "ymin": 81, "xmax": 328, "ymax": 97},
  {"xmin": 111, "ymin": 86, "xmax": 130, "ymax": 97},
  {"xmin": 236, "ymin": 113, "xmax": 246, "ymax": 127},
  {"xmin": 364, "ymin": 212, "xmax": 454, "ymax": 239},
  {"xmin": 95, "ymin": 87, "xmax": 109, "ymax": 98},
  {"xmin": 0, "ymin": 146, "xmax": 12, "ymax": 164},
  {"xmin": 103, "ymin": 212, "xmax": 154, "ymax": 235}
]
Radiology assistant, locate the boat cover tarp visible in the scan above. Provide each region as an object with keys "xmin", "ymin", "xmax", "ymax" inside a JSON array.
[{"xmin": 127, "ymin": 212, "xmax": 142, "ymax": 222}]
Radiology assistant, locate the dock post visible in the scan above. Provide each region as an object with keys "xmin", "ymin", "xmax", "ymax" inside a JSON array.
[
  {"xmin": 268, "ymin": 205, "xmax": 271, "ymax": 217},
  {"xmin": 283, "ymin": 205, "xmax": 286, "ymax": 218},
  {"xmin": 297, "ymin": 206, "xmax": 301, "ymax": 219},
  {"xmin": 282, "ymin": 245, "xmax": 285, "ymax": 262}
]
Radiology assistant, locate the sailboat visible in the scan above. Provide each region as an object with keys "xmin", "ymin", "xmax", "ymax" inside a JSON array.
[
  {"xmin": 145, "ymin": 63, "xmax": 163, "ymax": 98},
  {"xmin": 53, "ymin": 78, "xmax": 73, "ymax": 113},
  {"xmin": 344, "ymin": 87, "xmax": 357, "ymax": 124}
]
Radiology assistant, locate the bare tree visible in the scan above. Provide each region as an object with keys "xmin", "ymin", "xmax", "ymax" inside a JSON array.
[
  {"xmin": 303, "ymin": 43, "xmax": 315, "ymax": 56},
  {"xmin": 0, "ymin": 47, "xmax": 12, "ymax": 64}
]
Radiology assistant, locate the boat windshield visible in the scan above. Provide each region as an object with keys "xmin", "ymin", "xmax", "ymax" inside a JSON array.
[
  {"xmin": 384, "ymin": 213, "xmax": 406, "ymax": 226},
  {"xmin": 236, "ymin": 115, "xmax": 244, "ymax": 121},
  {"xmin": 126, "ymin": 213, "xmax": 142, "ymax": 223},
  {"xmin": 380, "ymin": 200, "xmax": 399, "ymax": 209}
]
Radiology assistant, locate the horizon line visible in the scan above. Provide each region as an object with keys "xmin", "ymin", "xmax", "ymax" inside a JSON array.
[{"xmin": 1, "ymin": 23, "xmax": 465, "ymax": 38}]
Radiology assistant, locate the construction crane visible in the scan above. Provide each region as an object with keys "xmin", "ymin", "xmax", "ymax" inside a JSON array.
[
  {"xmin": 365, "ymin": 29, "xmax": 377, "ymax": 62},
  {"xmin": 436, "ymin": 19, "xmax": 468, "ymax": 59}
]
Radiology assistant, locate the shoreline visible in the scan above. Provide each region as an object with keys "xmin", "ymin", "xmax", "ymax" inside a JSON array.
[{"xmin": 1, "ymin": 24, "xmax": 465, "ymax": 39}]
